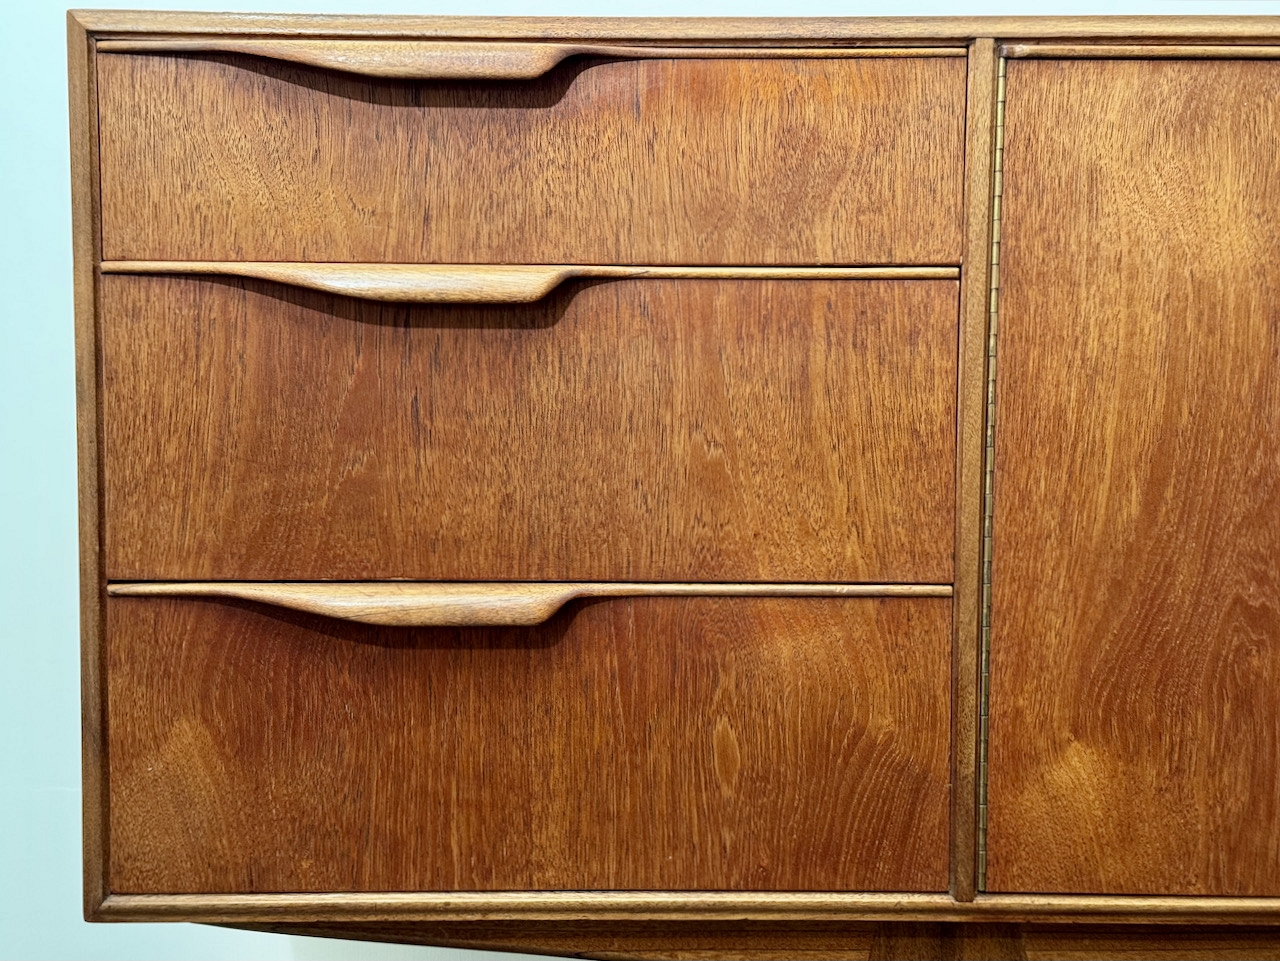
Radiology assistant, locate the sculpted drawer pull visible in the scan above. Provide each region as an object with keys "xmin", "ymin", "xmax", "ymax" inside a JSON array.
[
  {"xmin": 95, "ymin": 39, "xmax": 965, "ymax": 80},
  {"xmin": 100, "ymin": 262, "xmax": 959, "ymax": 304},
  {"xmin": 107, "ymin": 582, "xmax": 953, "ymax": 627}
]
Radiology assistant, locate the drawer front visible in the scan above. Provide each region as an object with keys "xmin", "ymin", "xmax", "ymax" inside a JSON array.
[
  {"xmin": 101, "ymin": 276, "xmax": 957, "ymax": 582},
  {"xmin": 105, "ymin": 594, "xmax": 952, "ymax": 893},
  {"xmin": 96, "ymin": 51, "xmax": 965, "ymax": 265}
]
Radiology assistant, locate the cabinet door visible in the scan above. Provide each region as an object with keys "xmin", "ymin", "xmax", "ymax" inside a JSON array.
[{"xmin": 987, "ymin": 59, "xmax": 1280, "ymax": 894}]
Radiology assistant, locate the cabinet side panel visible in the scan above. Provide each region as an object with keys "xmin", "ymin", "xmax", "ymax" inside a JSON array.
[
  {"xmin": 69, "ymin": 11, "xmax": 107, "ymax": 918},
  {"xmin": 987, "ymin": 59, "xmax": 1280, "ymax": 894}
]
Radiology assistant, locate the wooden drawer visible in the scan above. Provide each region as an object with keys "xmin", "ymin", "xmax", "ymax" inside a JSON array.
[
  {"xmin": 95, "ymin": 48, "xmax": 965, "ymax": 265},
  {"xmin": 101, "ymin": 273, "xmax": 957, "ymax": 582},
  {"xmin": 105, "ymin": 593, "xmax": 952, "ymax": 893}
]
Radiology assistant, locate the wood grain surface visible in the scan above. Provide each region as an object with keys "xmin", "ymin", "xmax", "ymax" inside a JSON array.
[
  {"xmin": 96, "ymin": 53, "xmax": 965, "ymax": 265},
  {"xmin": 101, "ymin": 276, "xmax": 957, "ymax": 582},
  {"xmin": 105, "ymin": 595, "xmax": 952, "ymax": 893},
  {"xmin": 987, "ymin": 59, "xmax": 1280, "ymax": 895}
]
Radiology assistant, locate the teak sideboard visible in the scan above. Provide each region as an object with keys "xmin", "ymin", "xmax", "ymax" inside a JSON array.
[{"xmin": 69, "ymin": 12, "xmax": 1280, "ymax": 959}]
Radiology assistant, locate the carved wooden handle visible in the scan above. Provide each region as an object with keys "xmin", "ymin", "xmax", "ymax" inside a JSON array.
[
  {"xmin": 100, "ymin": 262, "xmax": 959, "ymax": 304},
  {"xmin": 95, "ymin": 39, "xmax": 964, "ymax": 80},
  {"xmin": 108, "ymin": 582, "xmax": 953, "ymax": 627}
]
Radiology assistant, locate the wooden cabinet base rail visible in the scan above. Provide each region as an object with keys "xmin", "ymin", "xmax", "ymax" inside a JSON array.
[
  {"xmin": 106, "ymin": 582, "xmax": 952, "ymax": 627},
  {"xmin": 95, "ymin": 893, "xmax": 1280, "ymax": 925}
]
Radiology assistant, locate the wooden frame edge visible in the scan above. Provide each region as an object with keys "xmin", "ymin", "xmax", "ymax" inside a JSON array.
[
  {"xmin": 68, "ymin": 9, "xmax": 108, "ymax": 922},
  {"xmin": 65, "ymin": 12, "xmax": 1280, "ymax": 40},
  {"xmin": 97, "ymin": 893, "xmax": 1280, "ymax": 925},
  {"xmin": 950, "ymin": 37, "xmax": 998, "ymax": 905}
]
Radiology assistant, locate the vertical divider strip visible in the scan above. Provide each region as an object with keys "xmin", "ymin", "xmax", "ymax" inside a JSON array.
[
  {"xmin": 952, "ymin": 37, "xmax": 1000, "ymax": 903},
  {"xmin": 976, "ymin": 54, "xmax": 1008, "ymax": 893}
]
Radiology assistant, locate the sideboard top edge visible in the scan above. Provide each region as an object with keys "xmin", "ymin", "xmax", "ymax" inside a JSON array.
[{"xmin": 69, "ymin": 11, "xmax": 1280, "ymax": 42}]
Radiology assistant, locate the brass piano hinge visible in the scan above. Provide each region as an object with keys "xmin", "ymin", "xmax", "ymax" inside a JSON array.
[{"xmin": 977, "ymin": 54, "xmax": 1007, "ymax": 893}]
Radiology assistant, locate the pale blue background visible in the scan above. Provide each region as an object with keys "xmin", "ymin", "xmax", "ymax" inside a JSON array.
[{"xmin": 4, "ymin": 0, "xmax": 1278, "ymax": 958}]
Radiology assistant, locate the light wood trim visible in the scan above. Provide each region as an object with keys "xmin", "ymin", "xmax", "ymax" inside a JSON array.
[
  {"xmin": 1003, "ymin": 42, "xmax": 1280, "ymax": 58},
  {"xmin": 107, "ymin": 582, "xmax": 954, "ymax": 627},
  {"xmin": 95, "ymin": 39, "xmax": 963, "ymax": 79},
  {"xmin": 99, "ymin": 263, "xmax": 959, "ymax": 304},
  {"xmin": 68, "ymin": 12, "xmax": 106, "ymax": 921},
  {"xmin": 95, "ymin": 891, "xmax": 1280, "ymax": 924},
  {"xmin": 99, "ymin": 893, "xmax": 958, "ymax": 923},
  {"xmin": 950, "ymin": 37, "xmax": 998, "ymax": 905},
  {"xmin": 66, "ymin": 12, "xmax": 1280, "ymax": 41},
  {"xmin": 974, "ymin": 895, "xmax": 1280, "ymax": 924}
]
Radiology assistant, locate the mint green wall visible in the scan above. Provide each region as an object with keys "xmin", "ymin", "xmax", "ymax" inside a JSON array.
[{"xmin": 3, "ymin": 1, "xmax": 1277, "ymax": 958}]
